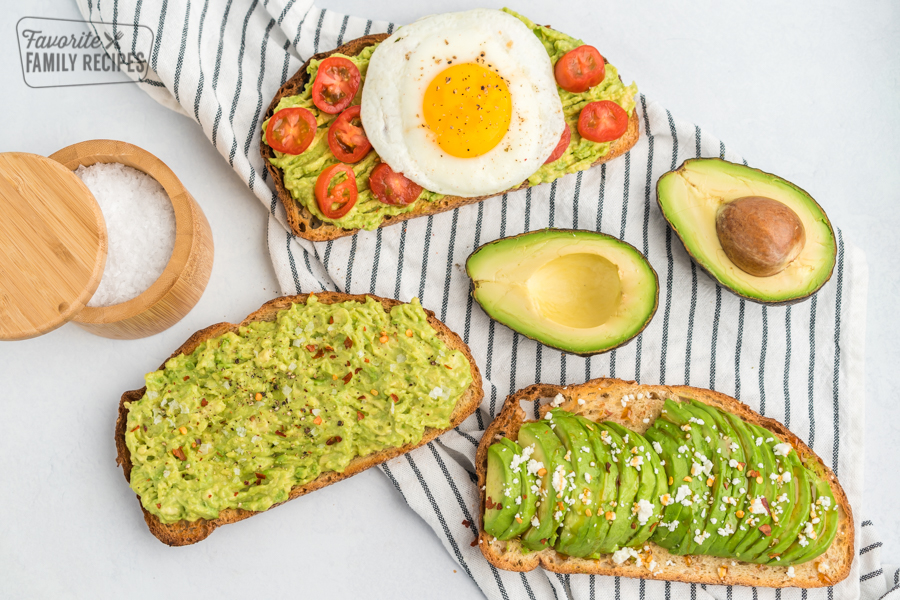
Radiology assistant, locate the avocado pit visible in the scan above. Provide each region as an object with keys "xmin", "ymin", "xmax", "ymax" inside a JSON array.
[
  {"xmin": 527, "ymin": 253, "xmax": 622, "ymax": 329},
  {"xmin": 715, "ymin": 196, "xmax": 806, "ymax": 277}
]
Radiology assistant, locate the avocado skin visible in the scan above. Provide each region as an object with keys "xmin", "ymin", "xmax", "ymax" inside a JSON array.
[
  {"xmin": 465, "ymin": 229, "xmax": 659, "ymax": 357},
  {"xmin": 656, "ymin": 158, "xmax": 836, "ymax": 306}
]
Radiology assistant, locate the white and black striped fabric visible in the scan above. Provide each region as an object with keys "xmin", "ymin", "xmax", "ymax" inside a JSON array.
[{"xmin": 75, "ymin": 1, "xmax": 897, "ymax": 597}]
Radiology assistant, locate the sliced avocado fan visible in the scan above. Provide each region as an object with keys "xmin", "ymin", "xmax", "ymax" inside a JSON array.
[
  {"xmin": 483, "ymin": 399, "xmax": 840, "ymax": 567},
  {"xmin": 466, "ymin": 229, "xmax": 658, "ymax": 356},
  {"xmin": 656, "ymin": 158, "xmax": 835, "ymax": 305}
]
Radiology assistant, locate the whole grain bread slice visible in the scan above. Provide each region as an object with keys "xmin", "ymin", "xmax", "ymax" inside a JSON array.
[
  {"xmin": 260, "ymin": 33, "xmax": 640, "ymax": 242},
  {"xmin": 115, "ymin": 292, "xmax": 483, "ymax": 546},
  {"xmin": 475, "ymin": 378, "xmax": 853, "ymax": 589}
]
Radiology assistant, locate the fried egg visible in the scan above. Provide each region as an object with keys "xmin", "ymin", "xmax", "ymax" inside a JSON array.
[{"xmin": 361, "ymin": 9, "xmax": 565, "ymax": 198}]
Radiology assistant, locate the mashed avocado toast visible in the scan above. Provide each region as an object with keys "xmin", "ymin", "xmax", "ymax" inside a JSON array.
[
  {"xmin": 116, "ymin": 293, "xmax": 483, "ymax": 545},
  {"xmin": 261, "ymin": 9, "xmax": 639, "ymax": 241},
  {"xmin": 476, "ymin": 378, "xmax": 854, "ymax": 588}
]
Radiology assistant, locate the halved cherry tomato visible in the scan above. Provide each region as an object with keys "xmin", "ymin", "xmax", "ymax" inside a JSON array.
[
  {"xmin": 544, "ymin": 123, "xmax": 572, "ymax": 164},
  {"xmin": 266, "ymin": 107, "xmax": 318, "ymax": 155},
  {"xmin": 369, "ymin": 163, "xmax": 423, "ymax": 206},
  {"xmin": 554, "ymin": 45, "xmax": 606, "ymax": 93},
  {"xmin": 315, "ymin": 163, "xmax": 358, "ymax": 219},
  {"xmin": 578, "ymin": 100, "xmax": 629, "ymax": 143},
  {"xmin": 312, "ymin": 57, "xmax": 361, "ymax": 114},
  {"xmin": 327, "ymin": 105, "xmax": 372, "ymax": 163}
]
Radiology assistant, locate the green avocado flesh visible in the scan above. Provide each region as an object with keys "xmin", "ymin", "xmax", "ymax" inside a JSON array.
[
  {"xmin": 263, "ymin": 9, "xmax": 638, "ymax": 230},
  {"xmin": 125, "ymin": 296, "xmax": 472, "ymax": 524},
  {"xmin": 467, "ymin": 229, "xmax": 658, "ymax": 355},
  {"xmin": 483, "ymin": 399, "xmax": 839, "ymax": 568},
  {"xmin": 656, "ymin": 158, "xmax": 836, "ymax": 303}
]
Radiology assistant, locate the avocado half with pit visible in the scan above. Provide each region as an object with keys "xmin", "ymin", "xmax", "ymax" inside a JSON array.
[
  {"xmin": 466, "ymin": 229, "xmax": 659, "ymax": 356},
  {"xmin": 657, "ymin": 158, "xmax": 836, "ymax": 305}
]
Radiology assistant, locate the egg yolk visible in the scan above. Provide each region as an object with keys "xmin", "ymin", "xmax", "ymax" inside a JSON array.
[{"xmin": 422, "ymin": 63, "xmax": 512, "ymax": 158}]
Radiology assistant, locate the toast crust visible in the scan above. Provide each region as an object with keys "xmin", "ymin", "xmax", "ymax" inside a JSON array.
[
  {"xmin": 115, "ymin": 292, "xmax": 484, "ymax": 546},
  {"xmin": 475, "ymin": 378, "xmax": 854, "ymax": 589},
  {"xmin": 261, "ymin": 34, "xmax": 641, "ymax": 242}
]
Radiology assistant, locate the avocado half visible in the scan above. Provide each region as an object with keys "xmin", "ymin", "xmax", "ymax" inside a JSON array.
[
  {"xmin": 656, "ymin": 158, "xmax": 836, "ymax": 305},
  {"xmin": 466, "ymin": 229, "xmax": 659, "ymax": 356}
]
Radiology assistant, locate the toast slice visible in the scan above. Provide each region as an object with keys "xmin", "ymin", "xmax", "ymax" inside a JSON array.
[
  {"xmin": 260, "ymin": 34, "xmax": 640, "ymax": 242},
  {"xmin": 475, "ymin": 378, "xmax": 853, "ymax": 588},
  {"xmin": 115, "ymin": 292, "xmax": 484, "ymax": 545}
]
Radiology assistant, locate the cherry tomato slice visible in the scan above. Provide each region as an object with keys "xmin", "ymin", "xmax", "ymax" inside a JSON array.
[
  {"xmin": 544, "ymin": 123, "xmax": 572, "ymax": 164},
  {"xmin": 369, "ymin": 163, "xmax": 423, "ymax": 206},
  {"xmin": 266, "ymin": 107, "xmax": 318, "ymax": 155},
  {"xmin": 315, "ymin": 163, "xmax": 358, "ymax": 219},
  {"xmin": 554, "ymin": 45, "xmax": 606, "ymax": 93},
  {"xmin": 312, "ymin": 57, "xmax": 361, "ymax": 114},
  {"xmin": 327, "ymin": 106, "xmax": 372, "ymax": 163},
  {"xmin": 577, "ymin": 100, "xmax": 629, "ymax": 143}
]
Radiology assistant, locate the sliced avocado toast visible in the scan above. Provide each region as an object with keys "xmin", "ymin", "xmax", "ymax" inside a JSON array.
[{"xmin": 475, "ymin": 378, "xmax": 853, "ymax": 588}]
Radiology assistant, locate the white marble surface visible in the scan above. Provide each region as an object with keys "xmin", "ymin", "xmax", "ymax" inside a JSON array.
[{"xmin": 0, "ymin": 0, "xmax": 897, "ymax": 597}]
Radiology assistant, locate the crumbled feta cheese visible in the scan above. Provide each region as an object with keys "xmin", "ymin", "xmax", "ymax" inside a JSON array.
[
  {"xmin": 773, "ymin": 442, "xmax": 792, "ymax": 457},
  {"xmin": 750, "ymin": 497, "xmax": 767, "ymax": 515},
  {"xmin": 611, "ymin": 547, "xmax": 640, "ymax": 565},
  {"xmin": 551, "ymin": 394, "xmax": 566, "ymax": 407},
  {"xmin": 636, "ymin": 499, "xmax": 655, "ymax": 524}
]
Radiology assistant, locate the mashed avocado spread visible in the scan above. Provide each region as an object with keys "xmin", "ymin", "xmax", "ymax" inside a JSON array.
[
  {"xmin": 125, "ymin": 296, "xmax": 472, "ymax": 523},
  {"xmin": 264, "ymin": 9, "xmax": 638, "ymax": 230}
]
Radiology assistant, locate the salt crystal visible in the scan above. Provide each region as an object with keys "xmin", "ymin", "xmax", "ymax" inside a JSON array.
[{"xmin": 76, "ymin": 163, "xmax": 175, "ymax": 307}]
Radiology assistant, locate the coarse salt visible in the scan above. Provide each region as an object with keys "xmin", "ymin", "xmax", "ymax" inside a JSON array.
[{"xmin": 76, "ymin": 163, "xmax": 175, "ymax": 307}]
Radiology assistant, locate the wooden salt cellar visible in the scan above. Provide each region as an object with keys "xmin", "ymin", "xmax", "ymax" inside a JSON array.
[{"xmin": 0, "ymin": 140, "xmax": 214, "ymax": 341}]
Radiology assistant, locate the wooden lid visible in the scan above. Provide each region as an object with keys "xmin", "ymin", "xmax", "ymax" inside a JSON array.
[{"xmin": 0, "ymin": 152, "xmax": 107, "ymax": 341}]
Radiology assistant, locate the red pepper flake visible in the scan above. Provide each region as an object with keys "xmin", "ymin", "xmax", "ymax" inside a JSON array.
[
  {"xmin": 329, "ymin": 316, "xmax": 334, "ymax": 324},
  {"xmin": 758, "ymin": 523, "xmax": 772, "ymax": 536},
  {"xmin": 255, "ymin": 472, "xmax": 266, "ymax": 479},
  {"xmin": 354, "ymin": 367, "xmax": 362, "ymax": 374},
  {"xmin": 329, "ymin": 355, "xmax": 337, "ymax": 359},
  {"xmin": 157, "ymin": 503, "xmax": 162, "ymax": 509},
  {"xmin": 234, "ymin": 492, "xmax": 239, "ymax": 497},
  {"xmin": 470, "ymin": 539, "xmax": 478, "ymax": 547},
  {"xmin": 306, "ymin": 344, "xmax": 317, "ymax": 353},
  {"xmin": 358, "ymin": 395, "xmax": 366, "ymax": 400},
  {"xmin": 485, "ymin": 496, "xmax": 496, "ymax": 510},
  {"xmin": 183, "ymin": 375, "xmax": 190, "ymax": 381},
  {"xmin": 357, "ymin": 410, "xmax": 365, "ymax": 421},
  {"xmin": 444, "ymin": 364, "xmax": 452, "ymax": 370},
  {"xmin": 391, "ymin": 393, "xmax": 399, "ymax": 403},
  {"xmin": 172, "ymin": 447, "xmax": 187, "ymax": 461},
  {"xmin": 344, "ymin": 336, "xmax": 353, "ymax": 349},
  {"xmin": 143, "ymin": 425, "xmax": 147, "ymax": 432},
  {"xmin": 200, "ymin": 398, "xmax": 208, "ymax": 407},
  {"xmin": 325, "ymin": 345, "xmax": 334, "ymax": 351},
  {"xmin": 275, "ymin": 430, "xmax": 287, "ymax": 438},
  {"xmin": 631, "ymin": 521, "xmax": 637, "ymax": 530},
  {"xmin": 313, "ymin": 349, "xmax": 325, "ymax": 359},
  {"xmin": 342, "ymin": 372, "xmax": 353, "ymax": 384},
  {"xmin": 130, "ymin": 426, "xmax": 140, "ymax": 433},
  {"xmin": 326, "ymin": 435, "xmax": 342, "ymax": 445},
  {"xmin": 760, "ymin": 496, "xmax": 772, "ymax": 517},
  {"xmin": 364, "ymin": 358, "xmax": 369, "ymax": 363},
  {"xmin": 462, "ymin": 519, "xmax": 471, "ymax": 528}
]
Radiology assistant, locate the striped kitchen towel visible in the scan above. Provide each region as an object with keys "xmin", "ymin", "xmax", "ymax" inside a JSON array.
[{"xmin": 75, "ymin": 0, "xmax": 897, "ymax": 598}]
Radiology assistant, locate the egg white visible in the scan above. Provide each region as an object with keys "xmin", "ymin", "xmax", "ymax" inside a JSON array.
[{"xmin": 361, "ymin": 9, "xmax": 565, "ymax": 198}]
